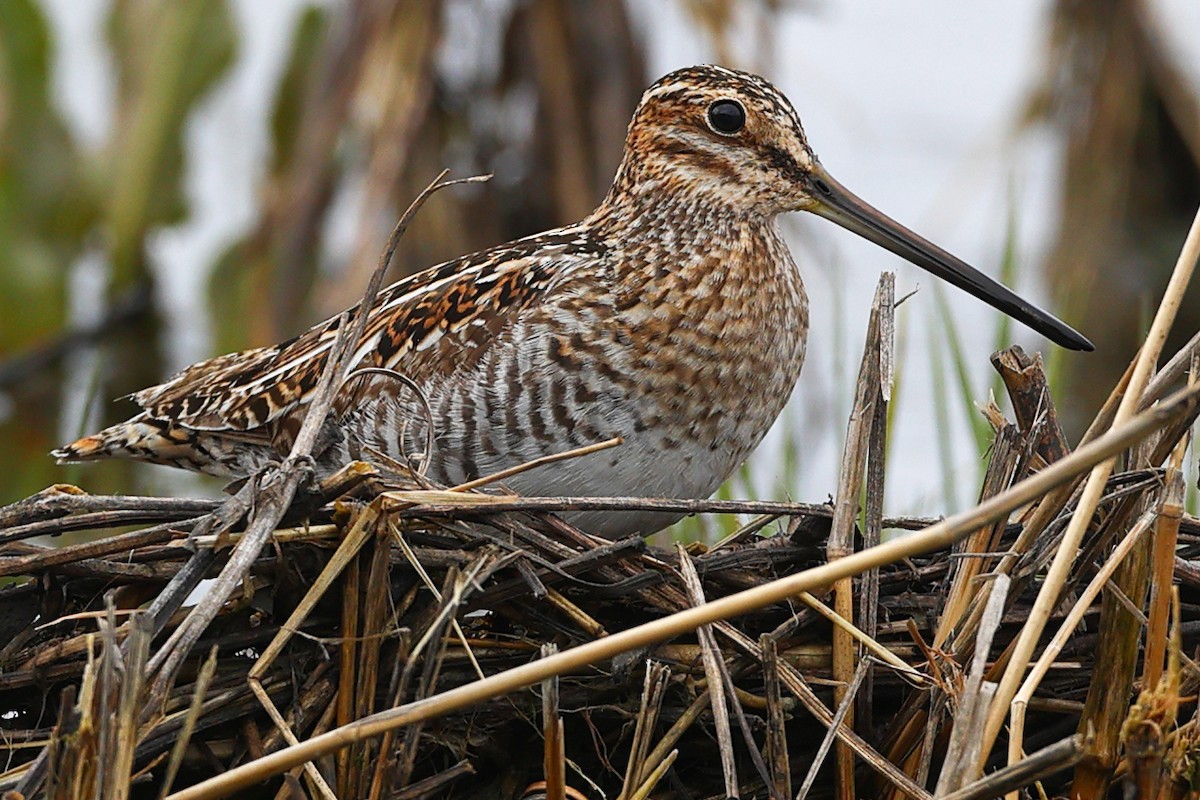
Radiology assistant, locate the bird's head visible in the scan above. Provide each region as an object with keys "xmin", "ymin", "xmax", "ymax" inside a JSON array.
[
  {"xmin": 618, "ymin": 65, "xmax": 820, "ymax": 215},
  {"xmin": 612, "ymin": 65, "xmax": 1092, "ymax": 352}
]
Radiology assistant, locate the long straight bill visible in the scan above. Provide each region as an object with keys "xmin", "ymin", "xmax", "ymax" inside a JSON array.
[{"xmin": 807, "ymin": 168, "xmax": 1093, "ymax": 352}]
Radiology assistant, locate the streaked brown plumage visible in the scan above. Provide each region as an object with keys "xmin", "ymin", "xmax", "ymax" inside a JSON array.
[{"xmin": 54, "ymin": 65, "xmax": 1090, "ymax": 537}]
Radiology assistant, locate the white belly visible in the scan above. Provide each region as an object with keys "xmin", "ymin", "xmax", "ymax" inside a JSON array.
[{"xmin": 497, "ymin": 428, "xmax": 737, "ymax": 537}]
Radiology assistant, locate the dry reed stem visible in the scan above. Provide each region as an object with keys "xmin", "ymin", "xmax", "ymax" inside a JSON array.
[
  {"xmin": 157, "ymin": 646, "xmax": 218, "ymax": 799},
  {"xmin": 393, "ymin": 760, "xmax": 475, "ymax": 799},
  {"xmin": 382, "ymin": 492, "xmax": 841, "ymax": 520},
  {"xmin": 710, "ymin": 512, "xmax": 781, "ymax": 551},
  {"xmin": 0, "ymin": 517, "xmax": 200, "ymax": 579},
  {"xmin": 676, "ymin": 544, "xmax": 738, "ymax": 797},
  {"xmin": 351, "ymin": 523, "xmax": 394, "ymax": 797},
  {"xmin": 616, "ymin": 662, "xmax": 669, "ymax": 800},
  {"xmin": 942, "ymin": 735, "xmax": 1085, "ymax": 800},
  {"xmin": 626, "ymin": 749, "xmax": 678, "ymax": 800},
  {"xmin": 1121, "ymin": 588, "xmax": 1184, "ymax": 797},
  {"xmin": 634, "ymin": 685, "xmax": 708, "ymax": 793},
  {"xmin": 761, "ymin": 635, "xmax": 791, "ymax": 799},
  {"xmin": 933, "ymin": 423, "xmax": 1023, "ymax": 651},
  {"xmin": 796, "ymin": 591, "xmax": 921, "ymax": 679},
  {"xmin": 544, "ymin": 587, "xmax": 609, "ymax": 637},
  {"xmin": 1143, "ymin": 420, "xmax": 1192, "ymax": 689},
  {"xmin": 112, "ymin": 614, "xmax": 151, "ymax": 800},
  {"xmin": 391, "ymin": 522, "xmax": 486, "ymax": 679},
  {"xmin": 163, "ymin": 378, "xmax": 1200, "ymax": 800},
  {"xmin": 189, "ymin": 523, "xmax": 339, "ymax": 547},
  {"xmin": 336, "ymin": 527, "xmax": 363, "ymax": 795},
  {"xmin": 985, "ymin": 200, "xmax": 1200, "ymax": 760},
  {"xmin": 716, "ymin": 647, "xmax": 775, "ymax": 793},
  {"xmin": 828, "ymin": 273, "xmax": 891, "ymax": 800},
  {"xmin": 447, "ymin": 436, "xmax": 623, "ymax": 493},
  {"xmin": 937, "ymin": 574, "xmax": 1010, "ymax": 795},
  {"xmin": 541, "ymin": 644, "xmax": 566, "ymax": 800},
  {"xmin": 859, "ymin": 273, "xmax": 894, "ymax": 739},
  {"xmin": 992, "ymin": 347, "xmax": 1071, "ymax": 464},
  {"xmin": 1007, "ymin": 507, "xmax": 1158, "ymax": 790},
  {"xmin": 795, "ymin": 659, "xmax": 871, "ymax": 800}
]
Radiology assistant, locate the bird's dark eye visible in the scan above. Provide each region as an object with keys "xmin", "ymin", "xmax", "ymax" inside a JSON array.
[{"xmin": 707, "ymin": 99, "xmax": 745, "ymax": 135}]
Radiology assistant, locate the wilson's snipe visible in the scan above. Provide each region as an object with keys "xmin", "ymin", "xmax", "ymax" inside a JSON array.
[{"xmin": 55, "ymin": 66, "xmax": 1091, "ymax": 536}]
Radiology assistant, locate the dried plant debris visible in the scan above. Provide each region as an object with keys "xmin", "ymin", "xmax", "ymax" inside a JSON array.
[{"xmin": 0, "ymin": 420, "xmax": 1196, "ymax": 800}]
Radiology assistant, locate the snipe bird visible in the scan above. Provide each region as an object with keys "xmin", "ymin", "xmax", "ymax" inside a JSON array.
[{"xmin": 55, "ymin": 65, "xmax": 1092, "ymax": 536}]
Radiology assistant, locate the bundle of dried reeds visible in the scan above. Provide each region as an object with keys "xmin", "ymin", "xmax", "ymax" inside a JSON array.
[{"xmin": 1, "ymin": 189, "xmax": 1199, "ymax": 800}]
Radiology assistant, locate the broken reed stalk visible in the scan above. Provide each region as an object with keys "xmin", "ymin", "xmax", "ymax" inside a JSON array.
[
  {"xmin": 990, "ymin": 347, "xmax": 1071, "ymax": 464},
  {"xmin": 933, "ymin": 422, "xmax": 1022, "ymax": 650},
  {"xmin": 1072, "ymin": 466, "xmax": 1165, "ymax": 791},
  {"xmin": 634, "ymin": 692, "xmax": 706, "ymax": 794},
  {"xmin": 1122, "ymin": 587, "xmax": 1185, "ymax": 797},
  {"xmin": 761, "ymin": 636, "xmax": 792, "ymax": 799},
  {"xmin": 164, "ymin": 378, "xmax": 1200, "ymax": 800},
  {"xmin": 1143, "ymin": 423, "xmax": 1192, "ymax": 689},
  {"xmin": 796, "ymin": 591, "xmax": 918, "ymax": 679},
  {"xmin": 983, "ymin": 200, "xmax": 1200, "ymax": 766},
  {"xmin": 616, "ymin": 663, "xmax": 669, "ymax": 800},
  {"xmin": 827, "ymin": 272, "xmax": 893, "ymax": 800},
  {"xmin": 967, "ymin": 319, "xmax": 1196, "ymax": 648},
  {"xmin": 157, "ymin": 645, "xmax": 219, "ymax": 800},
  {"xmin": 858, "ymin": 273, "xmax": 893, "ymax": 744}
]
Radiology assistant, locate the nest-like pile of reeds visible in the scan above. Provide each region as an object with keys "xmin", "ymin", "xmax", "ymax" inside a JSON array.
[{"xmin": 1, "ymin": 184, "xmax": 1199, "ymax": 800}]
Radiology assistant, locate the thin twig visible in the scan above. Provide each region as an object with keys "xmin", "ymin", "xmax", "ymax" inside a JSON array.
[
  {"xmin": 795, "ymin": 660, "xmax": 871, "ymax": 800},
  {"xmin": 942, "ymin": 735, "xmax": 1085, "ymax": 800},
  {"xmin": 157, "ymin": 646, "xmax": 219, "ymax": 799},
  {"xmin": 449, "ymin": 436, "xmax": 623, "ymax": 493},
  {"xmin": 676, "ymin": 545, "xmax": 738, "ymax": 798}
]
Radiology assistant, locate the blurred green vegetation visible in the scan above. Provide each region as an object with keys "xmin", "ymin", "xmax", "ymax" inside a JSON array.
[
  {"xmin": 1, "ymin": 0, "xmax": 94, "ymax": 499},
  {"xmin": 0, "ymin": 0, "xmax": 648, "ymax": 504},
  {"xmin": 1, "ymin": 0, "xmax": 234, "ymax": 500},
  {"xmin": 0, "ymin": 0, "xmax": 1196, "ymax": 527}
]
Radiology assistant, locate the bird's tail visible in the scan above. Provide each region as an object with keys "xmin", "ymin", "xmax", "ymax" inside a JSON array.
[
  {"xmin": 53, "ymin": 415, "xmax": 217, "ymax": 473},
  {"xmin": 53, "ymin": 414, "xmax": 280, "ymax": 478}
]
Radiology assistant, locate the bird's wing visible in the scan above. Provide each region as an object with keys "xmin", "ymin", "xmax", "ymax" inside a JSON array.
[{"xmin": 134, "ymin": 227, "xmax": 606, "ymax": 433}]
